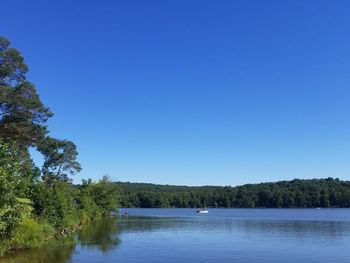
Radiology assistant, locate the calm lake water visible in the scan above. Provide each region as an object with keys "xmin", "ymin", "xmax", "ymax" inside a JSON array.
[{"xmin": 2, "ymin": 208, "xmax": 350, "ymax": 263}]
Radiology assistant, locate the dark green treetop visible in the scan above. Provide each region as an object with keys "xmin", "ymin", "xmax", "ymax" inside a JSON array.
[
  {"xmin": 38, "ymin": 136, "xmax": 81, "ymax": 183},
  {"xmin": 0, "ymin": 37, "xmax": 52, "ymax": 149},
  {"xmin": 0, "ymin": 36, "xmax": 80, "ymax": 181}
]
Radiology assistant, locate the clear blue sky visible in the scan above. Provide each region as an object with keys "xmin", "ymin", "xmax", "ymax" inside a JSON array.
[{"xmin": 1, "ymin": 0, "xmax": 350, "ymax": 186}]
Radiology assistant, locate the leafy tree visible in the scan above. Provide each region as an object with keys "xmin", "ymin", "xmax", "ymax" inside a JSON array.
[
  {"xmin": 38, "ymin": 136, "xmax": 81, "ymax": 184},
  {"xmin": 0, "ymin": 37, "xmax": 121, "ymax": 255},
  {"xmin": 31, "ymin": 181, "xmax": 79, "ymax": 233},
  {"xmin": 0, "ymin": 37, "xmax": 52, "ymax": 154},
  {"xmin": 0, "ymin": 36, "xmax": 80, "ymax": 180},
  {"xmin": 0, "ymin": 141, "xmax": 25, "ymax": 241},
  {"xmin": 89, "ymin": 176, "xmax": 120, "ymax": 215}
]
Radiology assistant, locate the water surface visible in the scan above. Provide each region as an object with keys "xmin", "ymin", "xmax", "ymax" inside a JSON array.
[{"xmin": 2, "ymin": 209, "xmax": 350, "ymax": 263}]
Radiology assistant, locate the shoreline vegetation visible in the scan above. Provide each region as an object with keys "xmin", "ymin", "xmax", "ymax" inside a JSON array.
[
  {"xmin": 0, "ymin": 141, "xmax": 120, "ymax": 256},
  {"xmin": 0, "ymin": 37, "xmax": 119, "ymax": 255},
  {"xmin": 1, "ymin": 36, "xmax": 350, "ymax": 257}
]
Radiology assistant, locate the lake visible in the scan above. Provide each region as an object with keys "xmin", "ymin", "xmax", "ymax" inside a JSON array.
[{"xmin": 1, "ymin": 208, "xmax": 350, "ymax": 263}]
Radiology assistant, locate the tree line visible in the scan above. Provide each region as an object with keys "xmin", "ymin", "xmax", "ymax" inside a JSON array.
[
  {"xmin": 0, "ymin": 37, "xmax": 119, "ymax": 255},
  {"xmin": 118, "ymin": 178, "xmax": 350, "ymax": 208}
]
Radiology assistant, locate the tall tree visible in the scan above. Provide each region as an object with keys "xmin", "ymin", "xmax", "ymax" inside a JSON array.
[
  {"xmin": 0, "ymin": 37, "xmax": 52, "ymax": 150},
  {"xmin": 0, "ymin": 36, "xmax": 80, "ymax": 180}
]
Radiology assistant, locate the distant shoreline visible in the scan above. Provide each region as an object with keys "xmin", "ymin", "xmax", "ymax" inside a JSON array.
[{"xmin": 116, "ymin": 178, "xmax": 350, "ymax": 209}]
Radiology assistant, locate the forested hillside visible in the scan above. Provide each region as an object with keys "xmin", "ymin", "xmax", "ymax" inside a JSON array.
[{"xmin": 118, "ymin": 178, "xmax": 350, "ymax": 208}]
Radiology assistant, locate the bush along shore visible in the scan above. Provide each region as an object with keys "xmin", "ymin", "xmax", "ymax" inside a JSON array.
[
  {"xmin": 0, "ymin": 36, "xmax": 119, "ymax": 255},
  {"xmin": 0, "ymin": 141, "xmax": 120, "ymax": 256}
]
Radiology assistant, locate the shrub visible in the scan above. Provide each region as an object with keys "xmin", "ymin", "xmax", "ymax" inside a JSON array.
[{"xmin": 10, "ymin": 218, "xmax": 54, "ymax": 249}]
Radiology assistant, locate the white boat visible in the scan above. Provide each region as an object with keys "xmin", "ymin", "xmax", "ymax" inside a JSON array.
[{"xmin": 197, "ymin": 208, "xmax": 209, "ymax": 214}]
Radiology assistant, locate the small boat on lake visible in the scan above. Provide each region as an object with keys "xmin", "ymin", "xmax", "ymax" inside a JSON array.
[{"xmin": 197, "ymin": 208, "xmax": 209, "ymax": 214}]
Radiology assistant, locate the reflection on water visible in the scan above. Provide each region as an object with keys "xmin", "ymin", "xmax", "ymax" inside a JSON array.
[
  {"xmin": 0, "ymin": 241, "xmax": 75, "ymax": 263},
  {"xmin": 77, "ymin": 217, "xmax": 121, "ymax": 252},
  {"xmin": 1, "ymin": 209, "xmax": 350, "ymax": 263},
  {"xmin": 0, "ymin": 217, "xmax": 121, "ymax": 263}
]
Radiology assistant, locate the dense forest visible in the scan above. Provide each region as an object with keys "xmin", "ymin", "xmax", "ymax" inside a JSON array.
[
  {"xmin": 0, "ymin": 37, "xmax": 119, "ymax": 255},
  {"xmin": 118, "ymin": 178, "xmax": 350, "ymax": 208}
]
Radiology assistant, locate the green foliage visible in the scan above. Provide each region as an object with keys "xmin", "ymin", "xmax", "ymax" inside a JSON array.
[
  {"xmin": 0, "ymin": 36, "xmax": 52, "ymax": 153},
  {"xmin": 0, "ymin": 142, "xmax": 54, "ymax": 254},
  {"xmin": 118, "ymin": 178, "xmax": 350, "ymax": 208},
  {"xmin": 77, "ymin": 179, "xmax": 101, "ymax": 220},
  {"xmin": 10, "ymin": 218, "xmax": 54, "ymax": 249},
  {"xmin": 0, "ymin": 37, "xmax": 27, "ymax": 85},
  {"xmin": 29, "ymin": 178, "xmax": 120, "ymax": 236},
  {"xmin": 89, "ymin": 176, "xmax": 120, "ymax": 215},
  {"xmin": 38, "ymin": 136, "xmax": 81, "ymax": 183},
  {"xmin": 31, "ymin": 181, "xmax": 79, "ymax": 232},
  {"xmin": 1, "ymin": 175, "xmax": 120, "ymax": 255},
  {"xmin": 0, "ymin": 36, "xmax": 120, "ymax": 256},
  {"xmin": 0, "ymin": 142, "xmax": 23, "ymax": 240},
  {"xmin": 0, "ymin": 36, "xmax": 80, "ymax": 183},
  {"xmin": 77, "ymin": 194, "xmax": 101, "ymax": 222}
]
